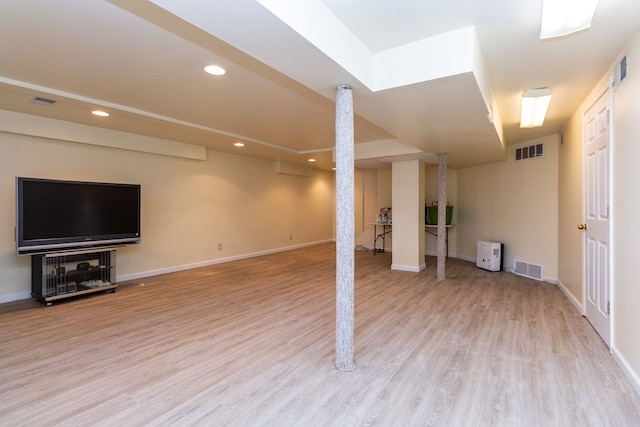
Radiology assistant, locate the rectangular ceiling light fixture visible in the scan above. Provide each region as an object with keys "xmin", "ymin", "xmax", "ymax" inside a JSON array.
[
  {"xmin": 540, "ymin": 0, "xmax": 599, "ymax": 39},
  {"xmin": 520, "ymin": 88, "xmax": 552, "ymax": 128}
]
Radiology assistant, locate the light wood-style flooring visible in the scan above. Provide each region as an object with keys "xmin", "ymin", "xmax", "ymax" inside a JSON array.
[{"xmin": 1, "ymin": 243, "xmax": 639, "ymax": 426}]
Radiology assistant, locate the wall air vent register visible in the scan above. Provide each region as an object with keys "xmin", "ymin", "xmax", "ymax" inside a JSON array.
[{"xmin": 515, "ymin": 143, "xmax": 543, "ymax": 161}]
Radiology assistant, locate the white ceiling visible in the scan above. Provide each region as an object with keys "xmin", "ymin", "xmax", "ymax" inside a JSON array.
[{"xmin": 0, "ymin": 0, "xmax": 638, "ymax": 170}]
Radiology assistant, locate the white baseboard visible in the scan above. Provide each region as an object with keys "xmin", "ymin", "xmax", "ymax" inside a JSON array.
[
  {"xmin": 117, "ymin": 239, "xmax": 335, "ymax": 283},
  {"xmin": 0, "ymin": 291, "xmax": 32, "ymax": 304},
  {"xmin": 425, "ymin": 251, "xmax": 460, "ymax": 259},
  {"xmin": 456, "ymin": 254, "xmax": 476, "ymax": 263},
  {"xmin": 612, "ymin": 345, "xmax": 640, "ymax": 399},
  {"xmin": 391, "ymin": 263, "xmax": 426, "ymax": 272},
  {"xmin": 556, "ymin": 279, "xmax": 583, "ymax": 314}
]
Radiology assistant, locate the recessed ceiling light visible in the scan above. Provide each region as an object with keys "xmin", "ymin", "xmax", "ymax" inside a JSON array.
[
  {"xmin": 234, "ymin": 142, "xmax": 245, "ymax": 147},
  {"xmin": 204, "ymin": 65, "xmax": 226, "ymax": 76},
  {"xmin": 91, "ymin": 110, "xmax": 109, "ymax": 117},
  {"xmin": 308, "ymin": 158, "xmax": 316, "ymax": 162}
]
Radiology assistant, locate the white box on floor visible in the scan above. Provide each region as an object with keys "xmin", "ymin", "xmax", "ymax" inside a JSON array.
[{"xmin": 476, "ymin": 241, "xmax": 503, "ymax": 272}]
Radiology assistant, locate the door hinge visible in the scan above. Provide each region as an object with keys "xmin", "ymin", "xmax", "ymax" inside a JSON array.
[{"xmin": 607, "ymin": 301, "xmax": 610, "ymax": 315}]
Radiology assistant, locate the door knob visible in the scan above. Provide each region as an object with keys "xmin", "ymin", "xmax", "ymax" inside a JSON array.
[{"xmin": 578, "ymin": 223, "xmax": 587, "ymax": 230}]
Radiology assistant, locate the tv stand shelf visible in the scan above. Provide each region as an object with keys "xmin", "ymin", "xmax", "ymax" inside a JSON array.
[{"xmin": 31, "ymin": 248, "xmax": 116, "ymax": 305}]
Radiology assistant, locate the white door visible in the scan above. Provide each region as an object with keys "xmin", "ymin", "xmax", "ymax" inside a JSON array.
[{"xmin": 584, "ymin": 91, "xmax": 610, "ymax": 346}]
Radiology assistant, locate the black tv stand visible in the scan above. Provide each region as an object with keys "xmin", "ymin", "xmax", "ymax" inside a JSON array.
[{"xmin": 31, "ymin": 248, "xmax": 117, "ymax": 305}]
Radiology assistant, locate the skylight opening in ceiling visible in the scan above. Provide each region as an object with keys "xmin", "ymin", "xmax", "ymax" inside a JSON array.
[{"xmin": 540, "ymin": 0, "xmax": 599, "ymax": 39}]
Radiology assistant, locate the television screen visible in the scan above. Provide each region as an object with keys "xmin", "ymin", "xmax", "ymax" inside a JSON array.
[{"xmin": 16, "ymin": 177, "xmax": 141, "ymax": 255}]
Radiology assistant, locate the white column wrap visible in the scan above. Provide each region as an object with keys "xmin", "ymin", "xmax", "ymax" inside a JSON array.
[
  {"xmin": 335, "ymin": 85, "xmax": 355, "ymax": 371},
  {"xmin": 437, "ymin": 153, "xmax": 447, "ymax": 280}
]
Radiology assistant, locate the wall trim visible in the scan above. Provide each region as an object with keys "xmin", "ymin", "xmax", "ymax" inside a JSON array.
[
  {"xmin": 612, "ymin": 345, "xmax": 640, "ymax": 399},
  {"xmin": 391, "ymin": 263, "xmax": 426, "ymax": 272},
  {"xmin": 117, "ymin": 239, "xmax": 335, "ymax": 283},
  {"xmin": 456, "ymin": 254, "xmax": 476, "ymax": 263},
  {"xmin": 557, "ymin": 279, "xmax": 583, "ymax": 314},
  {"xmin": 425, "ymin": 251, "xmax": 460, "ymax": 259},
  {"xmin": 0, "ymin": 291, "xmax": 32, "ymax": 304}
]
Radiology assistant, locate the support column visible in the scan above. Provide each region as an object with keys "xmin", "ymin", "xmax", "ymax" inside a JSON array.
[
  {"xmin": 437, "ymin": 153, "xmax": 447, "ymax": 280},
  {"xmin": 391, "ymin": 159, "xmax": 426, "ymax": 272},
  {"xmin": 335, "ymin": 85, "xmax": 355, "ymax": 372}
]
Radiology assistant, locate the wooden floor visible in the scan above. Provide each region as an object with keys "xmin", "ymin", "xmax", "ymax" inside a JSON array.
[{"xmin": 1, "ymin": 243, "xmax": 639, "ymax": 426}]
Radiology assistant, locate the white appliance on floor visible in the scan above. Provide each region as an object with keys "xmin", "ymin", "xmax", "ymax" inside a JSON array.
[{"xmin": 476, "ymin": 241, "xmax": 503, "ymax": 272}]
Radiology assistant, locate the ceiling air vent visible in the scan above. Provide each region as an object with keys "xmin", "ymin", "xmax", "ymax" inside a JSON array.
[
  {"xmin": 29, "ymin": 96, "xmax": 57, "ymax": 106},
  {"xmin": 515, "ymin": 143, "xmax": 543, "ymax": 161}
]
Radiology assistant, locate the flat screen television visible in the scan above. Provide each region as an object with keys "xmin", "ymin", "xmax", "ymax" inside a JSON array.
[{"xmin": 16, "ymin": 177, "xmax": 141, "ymax": 255}]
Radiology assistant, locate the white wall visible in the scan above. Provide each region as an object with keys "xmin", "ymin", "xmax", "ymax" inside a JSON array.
[
  {"xmin": 355, "ymin": 167, "xmax": 392, "ymax": 251},
  {"xmin": 457, "ymin": 135, "xmax": 560, "ymax": 281},
  {"xmin": 610, "ymin": 33, "xmax": 640, "ymax": 389},
  {"xmin": 0, "ymin": 127, "xmax": 335, "ymax": 302},
  {"xmin": 558, "ymin": 31, "xmax": 640, "ymax": 391}
]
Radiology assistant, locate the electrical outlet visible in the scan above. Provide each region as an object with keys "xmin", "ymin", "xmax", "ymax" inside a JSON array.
[
  {"xmin": 289, "ymin": 234, "xmax": 293, "ymax": 240},
  {"xmin": 218, "ymin": 243, "xmax": 222, "ymax": 250}
]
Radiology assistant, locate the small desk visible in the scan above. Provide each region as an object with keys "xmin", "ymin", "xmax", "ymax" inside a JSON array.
[
  {"xmin": 424, "ymin": 224, "xmax": 455, "ymax": 257},
  {"xmin": 371, "ymin": 223, "xmax": 391, "ymax": 255}
]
